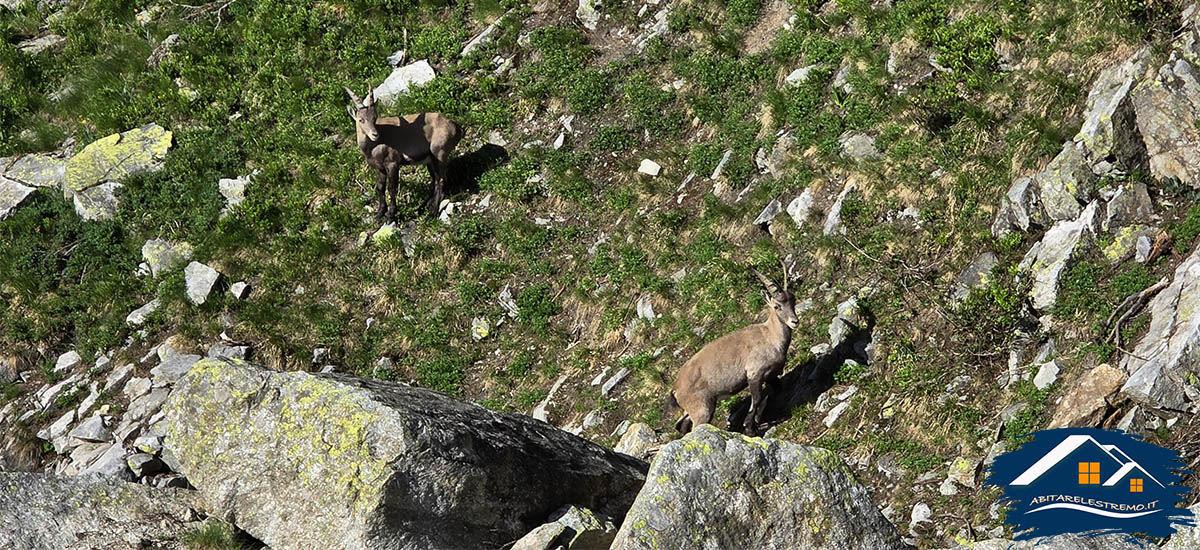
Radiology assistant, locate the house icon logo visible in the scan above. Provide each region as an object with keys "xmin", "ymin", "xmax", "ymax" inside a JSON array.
[{"xmin": 986, "ymin": 428, "xmax": 1194, "ymax": 539}]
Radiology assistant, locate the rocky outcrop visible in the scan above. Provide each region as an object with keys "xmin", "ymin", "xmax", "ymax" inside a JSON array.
[
  {"xmin": 1047, "ymin": 364, "xmax": 1127, "ymax": 428},
  {"xmin": 62, "ymin": 123, "xmax": 172, "ymax": 220},
  {"xmin": 1075, "ymin": 48, "xmax": 1150, "ymax": 165},
  {"xmin": 163, "ymin": 358, "xmax": 648, "ymax": 550},
  {"xmin": 609, "ymin": 425, "xmax": 909, "ymax": 550},
  {"xmin": 1120, "ymin": 244, "xmax": 1200, "ymax": 413},
  {"xmin": 372, "ymin": 60, "xmax": 436, "ymax": 107},
  {"xmin": 0, "ymin": 472, "xmax": 203, "ymax": 550},
  {"xmin": 1035, "ymin": 142, "xmax": 1093, "ymax": 222},
  {"xmin": 946, "ymin": 534, "xmax": 1150, "ymax": 550},
  {"xmin": 1130, "ymin": 21, "xmax": 1200, "ymax": 188}
]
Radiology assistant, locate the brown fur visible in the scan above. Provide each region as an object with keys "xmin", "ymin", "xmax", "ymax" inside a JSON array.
[
  {"xmin": 671, "ymin": 264, "xmax": 799, "ymax": 437},
  {"xmin": 346, "ymin": 87, "xmax": 464, "ymax": 220}
]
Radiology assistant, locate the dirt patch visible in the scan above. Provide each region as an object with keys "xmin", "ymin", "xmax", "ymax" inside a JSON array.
[{"xmin": 745, "ymin": 0, "xmax": 792, "ymax": 55}]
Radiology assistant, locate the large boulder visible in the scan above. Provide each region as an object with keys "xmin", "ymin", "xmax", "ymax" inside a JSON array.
[
  {"xmin": 1035, "ymin": 142, "xmax": 1094, "ymax": 222},
  {"xmin": 63, "ymin": 123, "xmax": 172, "ymax": 202},
  {"xmin": 945, "ymin": 534, "xmax": 1149, "ymax": 549},
  {"xmin": 609, "ymin": 425, "xmax": 909, "ymax": 550},
  {"xmin": 0, "ymin": 472, "xmax": 202, "ymax": 550},
  {"xmin": 1131, "ymin": 23, "xmax": 1200, "ymax": 188},
  {"xmin": 1, "ymin": 153, "xmax": 66, "ymax": 188},
  {"xmin": 1120, "ymin": 244, "xmax": 1200, "ymax": 413},
  {"xmin": 163, "ymin": 358, "xmax": 648, "ymax": 550}
]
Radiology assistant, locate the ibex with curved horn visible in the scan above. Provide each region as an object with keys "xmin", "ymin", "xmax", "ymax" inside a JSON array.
[
  {"xmin": 668, "ymin": 261, "xmax": 798, "ymax": 437},
  {"xmin": 345, "ymin": 84, "xmax": 464, "ymax": 221}
]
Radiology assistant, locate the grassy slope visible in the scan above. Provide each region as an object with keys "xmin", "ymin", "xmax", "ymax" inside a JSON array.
[{"xmin": 1, "ymin": 0, "xmax": 1196, "ymax": 545}]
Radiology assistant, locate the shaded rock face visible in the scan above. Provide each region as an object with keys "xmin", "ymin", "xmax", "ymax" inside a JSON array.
[
  {"xmin": 1131, "ymin": 23, "xmax": 1200, "ymax": 188},
  {"xmin": 992, "ymin": 177, "xmax": 1044, "ymax": 237},
  {"xmin": 1075, "ymin": 47, "xmax": 1150, "ymax": 166},
  {"xmin": 1120, "ymin": 244, "xmax": 1200, "ymax": 413},
  {"xmin": 610, "ymin": 425, "xmax": 909, "ymax": 550},
  {"xmin": 0, "ymin": 472, "xmax": 202, "ymax": 550},
  {"xmin": 0, "ymin": 179, "xmax": 35, "ymax": 220},
  {"xmin": 163, "ymin": 358, "xmax": 648, "ymax": 550}
]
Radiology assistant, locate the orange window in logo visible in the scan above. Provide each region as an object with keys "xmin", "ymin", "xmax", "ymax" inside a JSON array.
[
  {"xmin": 1078, "ymin": 462, "xmax": 1100, "ymax": 484},
  {"xmin": 1131, "ymin": 478, "xmax": 1143, "ymax": 492}
]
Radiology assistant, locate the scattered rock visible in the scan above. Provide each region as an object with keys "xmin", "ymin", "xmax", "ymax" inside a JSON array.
[
  {"xmin": 127, "ymin": 452, "xmax": 168, "ymax": 477},
  {"xmin": 828, "ymin": 296, "xmax": 863, "ymax": 347},
  {"xmin": 1019, "ymin": 201, "xmax": 1099, "ymax": 311},
  {"xmin": 1032, "ymin": 360, "xmax": 1060, "ymax": 390},
  {"xmin": 142, "ymin": 239, "xmax": 193, "ymax": 278},
  {"xmin": 787, "ymin": 188, "xmax": 815, "ymax": 228},
  {"xmin": 372, "ymin": 60, "xmax": 437, "ymax": 106},
  {"xmin": 637, "ymin": 159, "xmax": 661, "ymax": 176},
  {"xmin": 753, "ymin": 198, "xmax": 782, "ymax": 226},
  {"xmin": 54, "ymin": 350, "xmax": 81, "ymax": 374},
  {"xmin": 0, "ymin": 179, "xmax": 35, "ymax": 220},
  {"xmin": 461, "ymin": 13, "xmax": 507, "ymax": 56},
  {"xmin": 81, "ymin": 443, "xmax": 134, "ymax": 480},
  {"xmin": 1076, "ymin": 47, "xmax": 1151, "ymax": 165},
  {"xmin": 2, "ymin": 152, "xmax": 65, "ymax": 188},
  {"xmin": 839, "ymin": 132, "xmax": 879, "ymax": 161},
  {"xmin": 471, "ymin": 317, "xmax": 490, "ymax": 341},
  {"xmin": 218, "ymin": 172, "xmax": 252, "ymax": 211},
  {"xmin": 16, "ymin": 34, "xmax": 64, "ymax": 54},
  {"xmin": 610, "ymin": 425, "xmax": 908, "ymax": 550},
  {"xmin": 1103, "ymin": 182, "xmax": 1153, "ymax": 231},
  {"xmin": 823, "ymin": 400, "xmax": 850, "ymax": 427},
  {"xmin": 230, "ymin": 280, "xmax": 250, "ymax": 299},
  {"xmin": 950, "ymin": 252, "xmax": 999, "ymax": 303},
  {"xmin": 147, "ymin": 33, "xmax": 180, "ymax": 69},
  {"xmin": 164, "ymin": 358, "xmax": 648, "ymax": 550},
  {"xmin": 1047, "ymin": 364, "xmax": 1127, "ymax": 429},
  {"xmin": 992, "ymin": 177, "xmax": 1044, "ymax": 237},
  {"xmin": 1162, "ymin": 503, "xmax": 1200, "ymax": 549},
  {"xmin": 134, "ymin": 434, "xmax": 165, "ymax": 455},
  {"xmin": 949, "ymin": 533, "xmax": 1155, "ymax": 549},
  {"xmin": 600, "ymin": 367, "xmax": 630, "ymax": 397},
  {"xmin": 1036, "ymin": 142, "xmax": 1094, "ymax": 222},
  {"xmin": 614, "ymin": 422, "xmax": 658, "ymax": 460},
  {"xmin": 69, "ymin": 415, "xmax": 112, "ymax": 443},
  {"xmin": 0, "ymin": 472, "xmax": 202, "ymax": 549},
  {"xmin": 824, "ymin": 181, "xmax": 857, "ymax": 236},
  {"xmin": 72, "ymin": 180, "xmax": 123, "ymax": 220},
  {"xmin": 785, "ymin": 64, "xmax": 820, "ymax": 86},
  {"xmin": 208, "ymin": 342, "xmax": 248, "ymax": 360},
  {"xmin": 125, "ymin": 298, "xmax": 160, "ymax": 326},
  {"xmin": 1121, "ymin": 244, "xmax": 1200, "ymax": 412},
  {"xmin": 150, "ymin": 354, "xmax": 200, "ymax": 386},
  {"xmin": 635, "ymin": 294, "xmax": 656, "ymax": 321},
  {"xmin": 577, "ymin": 0, "xmax": 601, "ymax": 30},
  {"xmin": 184, "ymin": 261, "xmax": 220, "ymax": 305}
]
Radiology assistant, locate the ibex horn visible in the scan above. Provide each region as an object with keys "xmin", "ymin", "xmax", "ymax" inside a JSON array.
[
  {"xmin": 753, "ymin": 269, "xmax": 779, "ymax": 296},
  {"xmin": 343, "ymin": 86, "xmax": 361, "ymax": 107},
  {"xmin": 363, "ymin": 79, "xmax": 375, "ymax": 106},
  {"xmin": 780, "ymin": 258, "xmax": 791, "ymax": 293}
]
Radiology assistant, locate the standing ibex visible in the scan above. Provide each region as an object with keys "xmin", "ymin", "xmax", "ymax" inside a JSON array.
[
  {"xmin": 668, "ymin": 262, "xmax": 798, "ymax": 437},
  {"xmin": 345, "ymin": 85, "xmax": 464, "ymax": 221}
]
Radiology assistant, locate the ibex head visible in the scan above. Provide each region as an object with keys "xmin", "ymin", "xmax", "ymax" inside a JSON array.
[
  {"xmin": 754, "ymin": 260, "xmax": 798, "ymax": 330},
  {"xmin": 345, "ymin": 84, "xmax": 381, "ymax": 141}
]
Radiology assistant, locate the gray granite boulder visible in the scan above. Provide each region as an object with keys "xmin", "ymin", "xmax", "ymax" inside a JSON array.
[
  {"xmin": 609, "ymin": 424, "xmax": 909, "ymax": 550},
  {"xmin": 1131, "ymin": 23, "xmax": 1200, "ymax": 188},
  {"xmin": 1019, "ymin": 201, "xmax": 1099, "ymax": 311},
  {"xmin": 163, "ymin": 358, "xmax": 647, "ymax": 550}
]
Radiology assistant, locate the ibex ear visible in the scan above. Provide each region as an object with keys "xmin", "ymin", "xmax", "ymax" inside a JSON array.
[{"xmin": 346, "ymin": 103, "xmax": 356, "ymax": 118}]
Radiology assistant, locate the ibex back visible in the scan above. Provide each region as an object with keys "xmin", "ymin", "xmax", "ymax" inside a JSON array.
[
  {"xmin": 345, "ymin": 85, "xmax": 464, "ymax": 221},
  {"xmin": 669, "ymin": 261, "xmax": 798, "ymax": 437}
]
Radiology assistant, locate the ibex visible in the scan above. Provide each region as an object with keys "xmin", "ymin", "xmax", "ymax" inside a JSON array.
[
  {"xmin": 668, "ymin": 262, "xmax": 798, "ymax": 437},
  {"xmin": 345, "ymin": 85, "xmax": 465, "ymax": 220}
]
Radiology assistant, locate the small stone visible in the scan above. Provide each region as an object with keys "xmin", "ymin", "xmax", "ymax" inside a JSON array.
[
  {"xmin": 123, "ymin": 376, "xmax": 152, "ymax": 401},
  {"xmin": 711, "ymin": 150, "xmax": 732, "ymax": 180},
  {"xmin": 614, "ymin": 422, "xmax": 658, "ymax": 460},
  {"xmin": 127, "ymin": 453, "xmax": 168, "ymax": 477},
  {"xmin": 69, "ymin": 415, "xmax": 112, "ymax": 443},
  {"xmin": 823, "ymin": 401, "xmax": 850, "ymax": 427},
  {"xmin": 54, "ymin": 350, "xmax": 82, "ymax": 374},
  {"xmin": 38, "ymin": 410, "xmax": 75, "ymax": 443},
  {"xmin": 230, "ymin": 281, "xmax": 250, "ymax": 299},
  {"xmin": 471, "ymin": 317, "xmax": 490, "ymax": 341},
  {"xmin": 1048, "ymin": 364, "xmax": 1127, "ymax": 429},
  {"xmin": 839, "ymin": 132, "xmax": 879, "ymax": 161},
  {"xmin": 133, "ymin": 434, "xmax": 164, "ymax": 455},
  {"xmin": 312, "ymin": 348, "xmax": 329, "ymax": 364},
  {"xmin": 552, "ymin": 133, "xmax": 565, "ymax": 150},
  {"xmin": 218, "ymin": 173, "xmax": 252, "ymax": 211},
  {"xmin": 1032, "ymin": 360, "xmax": 1060, "ymax": 390},
  {"xmin": 207, "ymin": 343, "xmax": 248, "ymax": 360},
  {"xmin": 184, "ymin": 261, "xmax": 220, "ymax": 305},
  {"xmin": 637, "ymin": 159, "xmax": 661, "ymax": 176},
  {"xmin": 577, "ymin": 0, "xmax": 601, "ymax": 30},
  {"xmin": 787, "ymin": 189, "xmax": 814, "ymax": 228},
  {"xmin": 785, "ymin": 65, "xmax": 819, "ymax": 86},
  {"xmin": 636, "ymin": 295, "xmax": 657, "ymax": 321},
  {"xmin": 125, "ymin": 299, "xmax": 160, "ymax": 326},
  {"xmin": 600, "ymin": 367, "xmax": 630, "ymax": 397},
  {"xmin": 142, "ymin": 240, "xmax": 193, "ymax": 278},
  {"xmin": 150, "ymin": 354, "xmax": 200, "ymax": 386},
  {"xmin": 753, "ymin": 198, "xmax": 783, "ymax": 226},
  {"xmin": 386, "ymin": 49, "xmax": 407, "ymax": 67},
  {"xmin": 16, "ymin": 34, "xmax": 64, "ymax": 54},
  {"xmin": 824, "ymin": 181, "xmax": 857, "ymax": 236},
  {"xmin": 372, "ymin": 60, "xmax": 437, "ymax": 107}
]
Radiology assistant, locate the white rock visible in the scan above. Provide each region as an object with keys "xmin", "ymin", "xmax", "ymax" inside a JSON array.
[
  {"xmin": 104, "ymin": 364, "xmax": 135, "ymax": 393},
  {"xmin": 54, "ymin": 351, "xmax": 81, "ymax": 374},
  {"xmin": 824, "ymin": 182, "xmax": 857, "ymax": 236},
  {"xmin": 753, "ymin": 199, "xmax": 783, "ymax": 226},
  {"xmin": 601, "ymin": 367, "xmax": 630, "ymax": 397},
  {"xmin": 230, "ymin": 281, "xmax": 250, "ymax": 299},
  {"xmin": 184, "ymin": 261, "xmax": 220, "ymax": 305},
  {"xmin": 785, "ymin": 65, "xmax": 819, "ymax": 86},
  {"xmin": 373, "ymin": 60, "xmax": 437, "ymax": 107},
  {"xmin": 125, "ymin": 299, "xmax": 160, "ymax": 326},
  {"xmin": 823, "ymin": 401, "xmax": 850, "ymax": 427},
  {"xmin": 787, "ymin": 189, "xmax": 814, "ymax": 228},
  {"xmin": 637, "ymin": 159, "xmax": 661, "ymax": 176},
  {"xmin": 1032, "ymin": 360, "xmax": 1060, "ymax": 390},
  {"xmin": 123, "ymin": 377, "xmax": 152, "ymax": 401}
]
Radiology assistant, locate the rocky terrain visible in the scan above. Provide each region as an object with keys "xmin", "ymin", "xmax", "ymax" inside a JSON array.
[{"xmin": 3, "ymin": 0, "xmax": 1200, "ymax": 547}]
